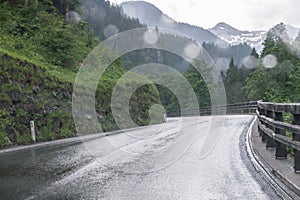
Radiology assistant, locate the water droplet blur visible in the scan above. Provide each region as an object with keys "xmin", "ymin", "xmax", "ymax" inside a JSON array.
[
  {"xmin": 143, "ymin": 30, "xmax": 159, "ymax": 45},
  {"xmin": 104, "ymin": 24, "xmax": 119, "ymax": 38},
  {"xmin": 121, "ymin": 5, "xmax": 138, "ymax": 19},
  {"xmin": 243, "ymin": 56, "xmax": 258, "ymax": 69},
  {"xmin": 159, "ymin": 15, "xmax": 175, "ymax": 28},
  {"xmin": 215, "ymin": 42, "xmax": 229, "ymax": 49},
  {"xmin": 184, "ymin": 43, "xmax": 200, "ymax": 59},
  {"xmin": 263, "ymin": 54, "xmax": 277, "ymax": 68},
  {"xmin": 149, "ymin": 104, "xmax": 166, "ymax": 125},
  {"xmin": 65, "ymin": 11, "xmax": 81, "ymax": 24},
  {"xmin": 215, "ymin": 57, "xmax": 230, "ymax": 72}
]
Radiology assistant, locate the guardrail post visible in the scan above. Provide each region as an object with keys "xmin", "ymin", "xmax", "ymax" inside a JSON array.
[
  {"xmin": 257, "ymin": 107, "xmax": 263, "ymax": 137},
  {"xmin": 274, "ymin": 111, "xmax": 287, "ymax": 159},
  {"xmin": 266, "ymin": 109, "xmax": 276, "ymax": 149},
  {"xmin": 261, "ymin": 108, "xmax": 267, "ymax": 142},
  {"xmin": 292, "ymin": 113, "xmax": 300, "ymax": 173},
  {"xmin": 247, "ymin": 104, "xmax": 250, "ymax": 114}
]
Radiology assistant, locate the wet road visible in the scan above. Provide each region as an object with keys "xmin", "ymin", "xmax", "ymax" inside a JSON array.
[{"xmin": 0, "ymin": 116, "xmax": 281, "ymax": 199}]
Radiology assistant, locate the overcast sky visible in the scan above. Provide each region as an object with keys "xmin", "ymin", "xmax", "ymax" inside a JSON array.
[{"xmin": 110, "ymin": 0, "xmax": 300, "ymax": 31}]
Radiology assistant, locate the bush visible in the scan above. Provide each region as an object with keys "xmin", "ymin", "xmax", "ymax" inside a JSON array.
[
  {"xmin": 0, "ymin": 131, "xmax": 10, "ymax": 147},
  {"xmin": 36, "ymin": 124, "xmax": 56, "ymax": 141},
  {"xmin": 0, "ymin": 110, "xmax": 14, "ymax": 145},
  {"xmin": 13, "ymin": 123, "xmax": 31, "ymax": 145},
  {"xmin": 15, "ymin": 132, "xmax": 32, "ymax": 145}
]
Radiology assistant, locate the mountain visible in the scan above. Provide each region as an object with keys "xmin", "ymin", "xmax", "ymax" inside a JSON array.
[
  {"xmin": 285, "ymin": 24, "xmax": 300, "ymax": 41},
  {"xmin": 80, "ymin": 0, "xmax": 143, "ymax": 40},
  {"xmin": 209, "ymin": 22, "xmax": 267, "ymax": 53},
  {"xmin": 268, "ymin": 23, "xmax": 300, "ymax": 43},
  {"xmin": 210, "ymin": 22, "xmax": 300, "ymax": 53},
  {"xmin": 202, "ymin": 42, "xmax": 252, "ymax": 70},
  {"xmin": 120, "ymin": 1, "xmax": 225, "ymax": 45},
  {"xmin": 120, "ymin": 1, "xmax": 253, "ymax": 71},
  {"xmin": 119, "ymin": 1, "xmax": 300, "ymax": 72}
]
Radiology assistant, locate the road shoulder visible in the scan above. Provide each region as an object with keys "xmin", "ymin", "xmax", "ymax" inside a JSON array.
[{"xmin": 248, "ymin": 117, "xmax": 300, "ymax": 199}]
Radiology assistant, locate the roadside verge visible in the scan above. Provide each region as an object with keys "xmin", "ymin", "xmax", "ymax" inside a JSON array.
[{"xmin": 0, "ymin": 126, "xmax": 146, "ymax": 155}]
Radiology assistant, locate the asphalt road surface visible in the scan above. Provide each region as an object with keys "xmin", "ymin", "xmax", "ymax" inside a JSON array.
[{"xmin": 0, "ymin": 115, "xmax": 282, "ymax": 200}]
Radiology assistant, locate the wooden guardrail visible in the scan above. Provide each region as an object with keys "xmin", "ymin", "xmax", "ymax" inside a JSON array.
[
  {"xmin": 257, "ymin": 100, "xmax": 300, "ymax": 173},
  {"xmin": 167, "ymin": 101, "xmax": 257, "ymax": 117}
]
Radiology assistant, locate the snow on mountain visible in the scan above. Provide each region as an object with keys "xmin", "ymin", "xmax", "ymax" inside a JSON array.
[
  {"xmin": 210, "ymin": 22, "xmax": 300, "ymax": 53},
  {"xmin": 269, "ymin": 23, "xmax": 300, "ymax": 43},
  {"xmin": 285, "ymin": 24, "xmax": 299, "ymax": 41},
  {"xmin": 209, "ymin": 22, "xmax": 267, "ymax": 52}
]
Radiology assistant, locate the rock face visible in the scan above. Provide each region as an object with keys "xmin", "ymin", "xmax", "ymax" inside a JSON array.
[
  {"xmin": 0, "ymin": 53, "xmax": 75, "ymax": 146},
  {"xmin": 0, "ymin": 53, "xmax": 163, "ymax": 147}
]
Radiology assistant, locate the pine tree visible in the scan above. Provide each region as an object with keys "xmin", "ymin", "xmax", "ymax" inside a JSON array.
[
  {"xmin": 245, "ymin": 26, "xmax": 300, "ymax": 102},
  {"xmin": 250, "ymin": 47, "xmax": 259, "ymax": 58},
  {"xmin": 224, "ymin": 58, "xmax": 245, "ymax": 103}
]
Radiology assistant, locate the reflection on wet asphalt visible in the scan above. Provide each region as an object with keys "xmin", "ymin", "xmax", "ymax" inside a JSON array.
[{"xmin": 0, "ymin": 116, "xmax": 280, "ymax": 200}]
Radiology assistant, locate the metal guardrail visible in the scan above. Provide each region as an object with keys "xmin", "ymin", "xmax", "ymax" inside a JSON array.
[
  {"xmin": 167, "ymin": 100, "xmax": 300, "ymax": 173},
  {"xmin": 257, "ymin": 100, "xmax": 300, "ymax": 173},
  {"xmin": 166, "ymin": 101, "xmax": 257, "ymax": 117}
]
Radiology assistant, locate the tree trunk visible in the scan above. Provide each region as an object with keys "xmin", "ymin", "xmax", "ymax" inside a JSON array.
[{"xmin": 66, "ymin": 2, "xmax": 69, "ymax": 14}]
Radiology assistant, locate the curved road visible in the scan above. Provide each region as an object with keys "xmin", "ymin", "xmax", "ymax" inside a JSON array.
[{"xmin": 0, "ymin": 115, "xmax": 282, "ymax": 199}]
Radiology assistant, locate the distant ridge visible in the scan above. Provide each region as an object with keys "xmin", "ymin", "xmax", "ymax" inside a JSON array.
[
  {"xmin": 121, "ymin": 1, "xmax": 226, "ymax": 45},
  {"xmin": 209, "ymin": 22, "xmax": 267, "ymax": 52}
]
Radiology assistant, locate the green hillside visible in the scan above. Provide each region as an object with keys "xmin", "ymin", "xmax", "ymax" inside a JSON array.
[{"xmin": 0, "ymin": 1, "xmax": 162, "ymax": 147}]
